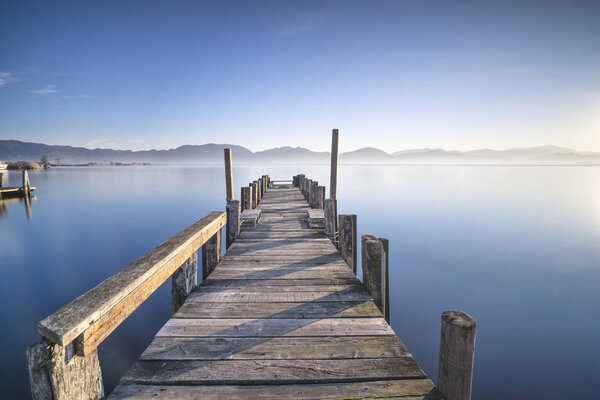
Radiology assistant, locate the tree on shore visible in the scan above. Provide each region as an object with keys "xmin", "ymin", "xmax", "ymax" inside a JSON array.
[{"xmin": 40, "ymin": 155, "xmax": 50, "ymax": 169}]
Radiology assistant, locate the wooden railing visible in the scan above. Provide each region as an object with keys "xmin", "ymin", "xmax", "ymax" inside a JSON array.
[{"xmin": 27, "ymin": 211, "xmax": 226, "ymax": 399}]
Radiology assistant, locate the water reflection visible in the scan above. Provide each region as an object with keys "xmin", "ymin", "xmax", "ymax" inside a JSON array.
[{"xmin": 0, "ymin": 195, "xmax": 36, "ymax": 219}]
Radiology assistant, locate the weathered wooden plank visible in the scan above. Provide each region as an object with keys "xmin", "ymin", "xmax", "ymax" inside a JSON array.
[
  {"xmin": 206, "ymin": 268, "xmax": 357, "ymax": 280},
  {"xmin": 120, "ymin": 358, "xmax": 425, "ymax": 386},
  {"xmin": 140, "ymin": 336, "xmax": 408, "ymax": 360},
  {"xmin": 194, "ymin": 279, "xmax": 366, "ymax": 293},
  {"xmin": 200, "ymin": 278, "xmax": 360, "ymax": 287},
  {"xmin": 185, "ymin": 290, "xmax": 372, "ymax": 303},
  {"xmin": 38, "ymin": 212, "xmax": 227, "ymax": 349},
  {"xmin": 109, "ymin": 379, "xmax": 442, "ymax": 400},
  {"xmin": 156, "ymin": 317, "xmax": 392, "ymax": 337},
  {"xmin": 173, "ymin": 300, "xmax": 382, "ymax": 319}
]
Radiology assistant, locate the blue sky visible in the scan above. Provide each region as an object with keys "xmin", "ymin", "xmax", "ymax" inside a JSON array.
[{"xmin": 1, "ymin": 0, "xmax": 599, "ymax": 152}]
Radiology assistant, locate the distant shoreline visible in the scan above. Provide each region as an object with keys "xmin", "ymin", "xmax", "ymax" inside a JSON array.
[{"xmin": 53, "ymin": 162, "xmax": 153, "ymax": 167}]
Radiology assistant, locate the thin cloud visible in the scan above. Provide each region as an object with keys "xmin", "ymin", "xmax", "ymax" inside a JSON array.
[
  {"xmin": 30, "ymin": 84, "xmax": 58, "ymax": 96},
  {"xmin": 86, "ymin": 138, "xmax": 117, "ymax": 149},
  {"xmin": 277, "ymin": 14, "xmax": 326, "ymax": 37},
  {"xmin": 0, "ymin": 72, "xmax": 17, "ymax": 87}
]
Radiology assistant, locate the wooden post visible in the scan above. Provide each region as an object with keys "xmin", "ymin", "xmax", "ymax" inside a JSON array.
[
  {"xmin": 310, "ymin": 180, "xmax": 318, "ymax": 208},
  {"xmin": 330, "ymin": 128, "xmax": 339, "ymax": 200},
  {"xmin": 202, "ymin": 230, "xmax": 221, "ymax": 279},
  {"xmin": 438, "ymin": 311, "xmax": 477, "ymax": 400},
  {"xmin": 241, "ymin": 186, "xmax": 252, "ymax": 211},
  {"xmin": 226, "ymin": 199, "xmax": 240, "ymax": 249},
  {"xmin": 305, "ymin": 179, "xmax": 312, "ymax": 201},
  {"xmin": 251, "ymin": 182, "xmax": 258, "ymax": 208},
  {"xmin": 338, "ymin": 214, "xmax": 357, "ymax": 274},
  {"xmin": 171, "ymin": 252, "xmax": 198, "ymax": 314},
  {"xmin": 0, "ymin": 172, "xmax": 5, "ymax": 188},
  {"xmin": 224, "ymin": 149, "xmax": 234, "ymax": 201},
  {"xmin": 27, "ymin": 338, "xmax": 104, "ymax": 400},
  {"xmin": 23, "ymin": 170, "xmax": 31, "ymax": 195},
  {"xmin": 293, "ymin": 175, "xmax": 299, "ymax": 187},
  {"xmin": 315, "ymin": 186, "xmax": 325, "ymax": 209},
  {"xmin": 361, "ymin": 235, "xmax": 389, "ymax": 322},
  {"xmin": 253, "ymin": 180, "xmax": 260, "ymax": 204},
  {"xmin": 262, "ymin": 175, "xmax": 268, "ymax": 193},
  {"xmin": 324, "ymin": 199, "xmax": 337, "ymax": 238}
]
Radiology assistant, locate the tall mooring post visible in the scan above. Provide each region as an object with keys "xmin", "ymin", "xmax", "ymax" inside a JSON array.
[
  {"xmin": 325, "ymin": 129, "xmax": 339, "ymax": 238},
  {"xmin": 23, "ymin": 170, "xmax": 31, "ymax": 195},
  {"xmin": 361, "ymin": 235, "xmax": 389, "ymax": 322},
  {"xmin": 224, "ymin": 149, "xmax": 239, "ymax": 249},
  {"xmin": 438, "ymin": 311, "xmax": 477, "ymax": 400}
]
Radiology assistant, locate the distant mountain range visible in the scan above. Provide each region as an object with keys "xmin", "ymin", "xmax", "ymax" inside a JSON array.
[{"xmin": 1, "ymin": 140, "xmax": 600, "ymax": 165}]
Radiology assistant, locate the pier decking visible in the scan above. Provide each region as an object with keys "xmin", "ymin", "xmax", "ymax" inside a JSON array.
[{"xmin": 108, "ymin": 186, "xmax": 442, "ymax": 399}]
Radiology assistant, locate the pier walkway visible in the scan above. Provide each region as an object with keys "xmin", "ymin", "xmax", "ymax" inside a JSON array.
[{"xmin": 108, "ymin": 186, "xmax": 442, "ymax": 399}]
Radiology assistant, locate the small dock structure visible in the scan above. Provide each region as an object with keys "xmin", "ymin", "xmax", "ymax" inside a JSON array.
[
  {"xmin": 28, "ymin": 130, "xmax": 476, "ymax": 400},
  {"xmin": 0, "ymin": 170, "xmax": 35, "ymax": 200}
]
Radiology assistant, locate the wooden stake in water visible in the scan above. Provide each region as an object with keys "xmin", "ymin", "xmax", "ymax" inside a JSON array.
[
  {"xmin": 438, "ymin": 310, "xmax": 477, "ymax": 400},
  {"xmin": 330, "ymin": 129, "xmax": 339, "ymax": 200},
  {"xmin": 224, "ymin": 149, "xmax": 234, "ymax": 201}
]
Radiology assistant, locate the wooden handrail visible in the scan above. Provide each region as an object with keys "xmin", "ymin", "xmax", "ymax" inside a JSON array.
[{"xmin": 37, "ymin": 211, "xmax": 226, "ymax": 356}]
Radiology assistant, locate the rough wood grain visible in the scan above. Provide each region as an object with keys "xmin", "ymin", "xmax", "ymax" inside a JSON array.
[
  {"xmin": 241, "ymin": 186, "xmax": 252, "ymax": 211},
  {"xmin": 171, "ymin": 252, "xmax": 198, "ymax": 314},
  {"xmin": 438, "ymin": 310, "xmax": 477, "ymax": 400},
  {"xmin": 120, "ymin": 358, "xmax": 425, "ymax": 385},
  {"xmin": 141, "ymin": 335, "xmax": 409, "ymax": 360},
  {"xmin": 361, "ymin": 235, "xmax": 389, "ymax": 322},
  {"xmin": 27, "ymin": 337, "xmax": 103, "ymax": 400},
  {"xmin": 201, "ymin": 231, "xmax": 221, "ymax": 279},
  {"xmin": 324, "ymin": 198, "xmax": 337, "ymax": 237},
  {"xmin": 109, "ymin": 379, "xmax": 443, "ymax": 400},
  {"xmin": 156, "ymin": 317, "xmax": 393, "ymax": 337},
  {"xmin": 173, "ymin": 300, "xmax": 382, "ymax": 319},
  {"xmin": 226, "ymin": 199, "xmax": 240, "ymax": 249},
  {"xmin": 339, "ymin": 214, "xmax": 357, "ymax": 274},
  {"xmin": 38, "ymin": 212, "xmax": 226, "ymax": 349}
]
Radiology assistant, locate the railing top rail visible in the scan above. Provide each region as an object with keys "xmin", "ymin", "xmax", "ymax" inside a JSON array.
[{"xmin": 38, "ymin": 211, "xmax": 226, "ymax": 354}]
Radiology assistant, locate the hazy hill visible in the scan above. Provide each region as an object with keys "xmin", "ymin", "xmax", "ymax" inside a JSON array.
[{"xmin": 1, "ymin": 139, "xmax": 600, "ymax": 165}]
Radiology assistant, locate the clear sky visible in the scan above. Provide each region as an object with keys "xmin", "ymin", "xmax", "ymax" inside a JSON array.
[{"xmin": 1, "ymin": 0, "xmax": 599, "ymax": 152}]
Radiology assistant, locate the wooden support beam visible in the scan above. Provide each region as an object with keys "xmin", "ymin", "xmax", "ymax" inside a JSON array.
[
  {"xmin": 171, "ymin": 252, "xmax": 198, "ymax": 314},
  {"xmin": 339, "ymin": 214, "xmax": 357, "ymax": 274},
  {"xmin": 27, "ymin": 338, "xmax": 103, "ymax": 400},
  {"xmin": 201, "ymin": 231, "xmax": 221, "ymax": 280},
  {"xmin": 305, "ymin": 179, "xmax": 312, "ymax": 201},
  {"xmin": 0, "ymin": 172, "xmax": 5, "ymax": 188},
  {"xmin": 361, "ymin": 235, "xmax": 389, "ymax": 322},
  {"xmin": 315, "ymin": 186, "xmax": 325, "ymax": 209},
  {"xmin": 262, "ymin": 175, "xmax": 268, "ymax": 193},
  {"xmin": 330, "ymin": 128, "xmax": 339, "ymax": 200},
  {"xmin": 226, "ymin": 199, "xmax": 240, "ymax": 249},
  {"xmin": 224, "ymin": 149, "xmax": 234, "ymax": 201},
  {"xmin": 23, "ymin": 170, "xmax": 31, "ymax": 195},
  {"xmin": 324, "ymin": 199, "xmax": 337, "ymax": 239},
  {"xmin": 241, "ymin": 186, "xmax": 252, "ymax": 211},
  {"xmin": 438, "ymin": 311, "xmax": 477, "ymax": 400}
]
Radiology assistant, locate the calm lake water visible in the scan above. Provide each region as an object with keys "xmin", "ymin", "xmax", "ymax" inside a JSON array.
[{"xmin": 1, "ymin": 165, "xmax": 599, "ymax": 399}]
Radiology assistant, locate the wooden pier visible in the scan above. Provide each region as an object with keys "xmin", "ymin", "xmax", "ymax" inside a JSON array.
[
  {"xmin": 27, "ymin": 131, "xmax": 476, "ymax": 400},
  {"xmin": 0, "ymin": 170, "xmax": 35, "ymax": 200}
]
